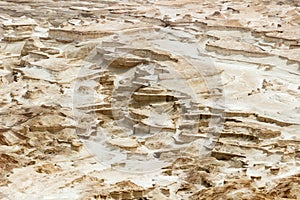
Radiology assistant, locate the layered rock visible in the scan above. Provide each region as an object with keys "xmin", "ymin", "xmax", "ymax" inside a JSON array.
[{"xmin": 0, "ymin": 0, "xmax": 299, "ymax": 199}]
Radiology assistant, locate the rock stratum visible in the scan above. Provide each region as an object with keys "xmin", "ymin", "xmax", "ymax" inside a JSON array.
[{"xmin": 0, "ymin": 0, "xmax": 299, "ymax": 199}]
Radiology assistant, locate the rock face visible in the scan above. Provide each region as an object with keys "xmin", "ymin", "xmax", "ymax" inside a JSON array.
[{"xmin": 0, "ymin": 0, "xmax": 299, "ymax": 199}]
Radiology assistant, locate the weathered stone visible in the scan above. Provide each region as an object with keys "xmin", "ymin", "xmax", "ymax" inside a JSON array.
[{"xmin": 0, "ymin": 0, "xmax": 299, "ymax": 199}]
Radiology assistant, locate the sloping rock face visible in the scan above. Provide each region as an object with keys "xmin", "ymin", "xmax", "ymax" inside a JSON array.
[{"xmin": 0, "ymin": 0, "xmax": 299, "ymax": 199}]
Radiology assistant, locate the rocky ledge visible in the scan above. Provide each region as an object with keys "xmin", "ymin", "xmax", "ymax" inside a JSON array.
[{"xmin": 0, "ymin": 0, "xmax": 299, "ymax": 199}]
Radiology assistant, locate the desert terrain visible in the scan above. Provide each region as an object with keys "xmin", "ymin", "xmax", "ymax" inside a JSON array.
[{"xmin": 0, "ymin": 0, "xmax": 299, "ymax": 199}]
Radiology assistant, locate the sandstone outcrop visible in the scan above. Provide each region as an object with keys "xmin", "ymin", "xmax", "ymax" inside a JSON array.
[{"xmin": 0, "ymin": 0, "xmax": 299, "ymax": 199}]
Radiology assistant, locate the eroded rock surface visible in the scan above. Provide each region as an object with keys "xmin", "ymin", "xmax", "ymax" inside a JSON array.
[{"xmin": 0, "ymin": 0, "xmax": 299, "ymax": 199}]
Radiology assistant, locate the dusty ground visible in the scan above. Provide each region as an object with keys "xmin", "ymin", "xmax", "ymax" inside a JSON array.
[{"xmin": 0, "ymin": 0, "xmax": 299, "ymax": 199}]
